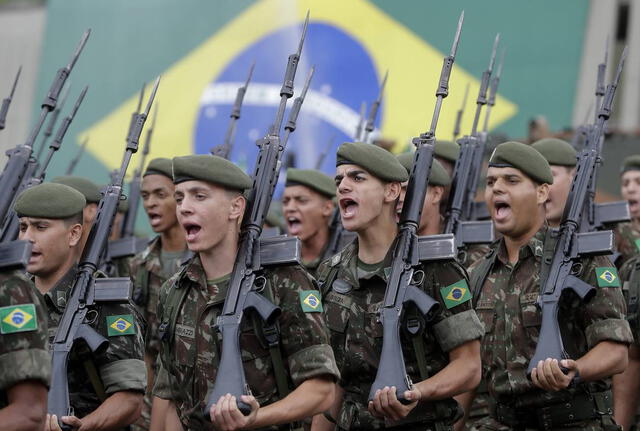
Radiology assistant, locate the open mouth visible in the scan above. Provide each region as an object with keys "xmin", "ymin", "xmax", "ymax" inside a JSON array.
[
  {"xmin": 148, "ymin": 212, "xmax": 162, "ymax": 227},
  {"xmin": 29, "ymin": 250, "xmax": 41, "ymax": 263},
  {"xmin": 286, "ymin": 216, "xmax": 302, "ymax": 235},
  {"xmin": 183, "ymin": 223, "xmax": 202, "ymax": 242},
  {"xmin": 339, "ymin": 198, "xmax": 359, "ymax": 219},
  {"xmin": 629, "ymin": 199, "xmax": 639, "ymax": 213},
  {"xmin": 493, "ymin": 200, "xmax": 512, "ymax": 222}
]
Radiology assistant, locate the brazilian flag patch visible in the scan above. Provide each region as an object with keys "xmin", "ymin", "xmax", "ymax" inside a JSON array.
[
  {"xmin": 440, "ymin": 280, "xmax": 471, "ymax": 309},
  {"xmin": 106, "ymin": 315, "xmax": 135, "ymax": 336},
  {"xmin": 595, "ymin": 267, "xmax": 620, "ymax": 287},
  {"xmin": 0, "ymin": 304, "xmax": 37, "ymax": 334},
  {"xmin": 299, "ymin": 290, "xmax": 323, "ymax": 313}
]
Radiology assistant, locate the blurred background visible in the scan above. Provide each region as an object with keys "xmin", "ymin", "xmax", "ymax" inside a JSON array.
[{"xmin": 0, "ymin": 0, "xmax": 636, "ymax": 231}]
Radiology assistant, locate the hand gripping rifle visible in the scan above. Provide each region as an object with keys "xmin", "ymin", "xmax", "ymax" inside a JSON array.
[
  {"xmin": 204, "ymin": 12, "xmax": 309, "ymax": 417},
  {"xmin": 368, "ymin": 12, "xmax": 464, "ymax": 403},
  {"xmin": 452, "ymin": 82, "xmax": 469, "ymax": 143},
  {"xmin": 0, "ymin": 30, "xmax": 89, "ymax": 233},
  {"xmin": 526, "ymin": 48, "xmax": 627, "ymax": 376},
  {"xmin": 0, "ymin": 87, "xmax": 88, "ymax": 243},
  {"xmin": 48, "ymin": 77, "xmax": 159, "ymax": 428},
  {"xmin": 0, "ymin": 66, "xmax": 22, "ymax": 131},
  {"xmin": 65, "ymin": 136, "xmax": 88, "ymax": 175},
  {"xmin": 361, "ymin": 71, "xmax": 388, "ymax": 143},
  {"xmin": 212, "ymin": 62, "xmax": 255, "ymax": 158}
]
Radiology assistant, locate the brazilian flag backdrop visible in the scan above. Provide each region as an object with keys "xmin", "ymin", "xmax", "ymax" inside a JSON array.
[{"xmin": 34, "ymin": 0, "xmax": 588, "ymax": 232}]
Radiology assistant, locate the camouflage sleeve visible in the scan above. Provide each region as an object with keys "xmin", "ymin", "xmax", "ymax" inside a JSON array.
[
  {"xmin": 0, "ymin": 273, "xmax": 51, "ymax": 391},
  {"xmin": 579, "ymin": 255, "xmax": 633, "ymax": 348},
  {"xmin": 271, "ymin": 265, "xmax": 340, "ymax": 386},
  {"xmin": 152, "ymin": 358, "xmax": 173, "ymax": 400},
  {"xmin": 620, "ymin": 257, "xmax": 640, "ymax": 344},
  {"xmin": 424, "ymin": 260, "xmax": 484, "ymax": 352},
  {"xmin": 93, "ymin": 301, "xmax": 147, "ymax": 394}
]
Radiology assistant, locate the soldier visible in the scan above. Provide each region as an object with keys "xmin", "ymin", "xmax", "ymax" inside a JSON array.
[
  {"xmin": 0, "ymin": 269, "xmax": 50, "ymax": 430},
  {"xmin": 151, "ymin": 155, "xmax": 339, "ymax": 430},
  {"xmin": 531, "ymin": 138, "xmax": 577, "ymax": 228},
  {"xmin": 458, "ymin": 141, "xmax": 632, "ymax": 430},
  {"xmin": 16, "ymin": 183, "xmax": 146, "ymax": 430},
  {"xmin": 51, "ymin": 175, "xmax": 102, "ymax": 252},
  {"xmin": 128, "ymin": 157, "xmax": 188, "ymax": 431},
  {"xmin": 283, "ymin": 168, "xmax": 336, "ymax": 275},
  {"xmin": 613, "ymin": 155, "xmax": 640, "ymax": 266},
  {"xmin": 313, "ymin": 142, "xmax": 483, "ymax": 431}
]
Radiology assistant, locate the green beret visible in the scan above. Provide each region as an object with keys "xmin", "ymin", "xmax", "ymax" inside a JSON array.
[
  {"xmin": 531, "ymin": 138, "xmax": 577, "ymax": 167},
  {"xmin": 285, "ymin": 168, "xmax": 335, "ymax": 198},
  {"xmin": 172, "ymin": 154, "xmax": 252, "ymax": 191},
  {"xmin": 622, "ymin": 155, "xmax": 640, "ymax": 174},
  {"xmin": 117, "ymin": 197, "xmax": 129, "ymax": 213},
  {"xmin": 144, "ymin": 157, "xmax": 173, "ymax": 179},
  {"xmin": 15, "ymin": 183, "xmax": 86, "ymax": 219},
  {"xmin": 434, "ymin": 140, "xmax": 460, "ymax": 163},
  {"xmin": 396, "ymin": 153, "xmax": 451, "ymax": 186},
  {"xmin": 52, "ymin": 176, "xmax": 102, "ymax": 203},
  {"xmin": 336, "ymin": 142, "xmax": 408, "ymax": 182},
  {"xmin": 489, "ymin": 141, "xmax": 553, "ymax": 184}
]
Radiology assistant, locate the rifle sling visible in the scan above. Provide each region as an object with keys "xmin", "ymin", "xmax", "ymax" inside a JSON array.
[{"xmin": 83, "ymin": 358, "xmax": 107, "ymax": 402}]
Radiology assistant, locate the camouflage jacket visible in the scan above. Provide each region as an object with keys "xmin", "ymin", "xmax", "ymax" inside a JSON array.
[
  {"xmin": 469, "ymin": 225, "xmax": 633, "ymax": 404},
  {"xmin": 316, "ymin": 239, "xmax": 484, "ymax": 430},
  {"xmin": 153, "ymin": 254, "xmax": 340, "ymax": 430},
  {"xmin": 614, "ymin": 221, "xmax": 640, "ymax": 267},
  {"xmin": 620, "ymin": 255, "xmax": 640, "ymax": 345},
  {"xmin": 42, "ymin": 266, "xmax": 147, "ymax": 418},
  {"xmin": 0, "ymin": 270, "xmax": 50, "ymax": 408},
  {"xmin": 129, "ymin": 236, "xmax": 187, "ymax": 358}
]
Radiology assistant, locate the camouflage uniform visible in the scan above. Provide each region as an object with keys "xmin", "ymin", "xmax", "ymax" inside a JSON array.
[
  {"xmin": 0, "ymin": 270, "xmax": 50, "ymax": 408},
  {"xmin": 317, "ymin": 239, "xmax": 485, "ymax": 430},
  {"xmin": 130, "ymin": 236, "xmax": 188, "ymax": 431},
  {"xmin": 613, "ymin": 221, "xmax": 640, "ymax": 267},
  {"xmin": 469, "ymin": 225, "xmax": 633, "ymax": 431},
  {"xmin": 42, "ymin": 266, "xmax": 146, "ymax": 419},
  {"xmin": 153, "ymin": 254, "xmax": 340, "ymax": 430}
]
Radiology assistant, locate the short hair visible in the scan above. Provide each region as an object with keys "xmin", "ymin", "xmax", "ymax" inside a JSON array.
[{"xmin": 63, "ymin": 211, "xmax": 83, "ymax": 227}]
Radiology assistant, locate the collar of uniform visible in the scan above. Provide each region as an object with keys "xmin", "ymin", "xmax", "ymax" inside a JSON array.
[
  {"xmin": 177, "ymin": 254, "xmax": 208, "ymax": 289},
  {"xmin": 43, "ymin": 264, "xmax": 79, "ymax": 312},
  {"xmin": 495, "ymin": 223, "xmax": 547, "ymax": 265},
  {"xmin": 335, "ymin": 238, "xmax": 394, "ymax": 289},
  {"xmin": 140, "ymin": 235, "xmax": 162, "ymax": 262}
]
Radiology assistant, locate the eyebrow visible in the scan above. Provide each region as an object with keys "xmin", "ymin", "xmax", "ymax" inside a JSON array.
[{"xmin": 335, "ymin": 169, "xmax": 366, "ymax": 181}]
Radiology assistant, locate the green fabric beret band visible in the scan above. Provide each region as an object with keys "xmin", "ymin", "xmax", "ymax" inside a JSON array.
[
  {"xmin": 622, "ymin": 155, "xmax": 640, "ymax": 174},
  {"xmin": 172, "ymin": 154, "xmax": 253, "ymax": 191},
  {"xmin": 489, "ymin": 141, "xmax": 553, "ymax": 184},
  {"xmin": 396, "ymin": 152, "xmax": 451, "ymax": 186},
  {"xmin": 285, "ymin": 168, "xmax": 336, "ymax": 198},
  {"xmin": 336, "ymin": 142, "xmax": 408, "ymax": 182},
  {"xmin": 143, "ymin": 157, "xmax": 173, "ymax": 179},
  {"xmin": 434, "ymin": 140, "xmax": 460, "ymax": 163},
  {"xmin": 531, "ymin": 138, "xmax": 577, "ymax": 167},
  {"xmin": 15, "ymin": 183, "xmax": 86, "ymax": 219},
  {"xmin": 52, "ymin": 175, "xmax": 102, "ymax": 203}
]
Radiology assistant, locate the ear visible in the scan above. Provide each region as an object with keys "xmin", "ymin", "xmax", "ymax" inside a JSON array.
[
  {"xmin": 68, "ymin": 224, "xmax": 83, "ymax": 247},
  {"xmin": 228, "ymin": 194, "xmax": 246, "ymax": 222},
  {"xmin": 536, "ymin": 183, "xmax": 550, "ymax": 206},
  {"xmin": 429, "ymin": 186, "xmax": 445, "ymax": 205},
  {"xmin": 321, "ymin": 198, "xmax": 334, "ymax": 217},
  {"xmin": 383, "ymin": 182, "xmax": 401, "ymax": 203}
]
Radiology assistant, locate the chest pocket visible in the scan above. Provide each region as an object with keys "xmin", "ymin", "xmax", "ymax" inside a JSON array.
[
  {"xmin": 324, "ymin": 290, "xmax": 352, "ymax": 333},
  {"xmin": 520, "ymin": 292, "xmax": 541, "ymax": 328},
  {"xmin": 475, "ymin": 299, "xmax": 496, "ymax": 334}
]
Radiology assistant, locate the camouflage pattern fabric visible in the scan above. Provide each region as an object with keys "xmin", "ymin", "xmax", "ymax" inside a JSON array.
[
  {"xmin": 153, "ymin": 254, "xmax": 340, "ymax": 430},
  {"xmin": 0, "ymin": 270, "xmax": 50, "ymax": 408},
  {"xmin": 469, "ymin": 225, "xmax": 632, "ymax": 429},
  {"xmin": 42, "ymin": 266, "xmax": 146, "ymax": 419},
  {"xmin": 130, "ymin": 236, "xmax": 187, "ymax": 431},
  {"xmin": 317, "ymin": 239, "xmax": 484, "ymax": 430},
  {"xmin": 614, "ymin": 221, "xmax": 640, "ymax": 268},
  {"xmin": 620, "ymin": 255, "xmax": 640, "ymax": 345}
]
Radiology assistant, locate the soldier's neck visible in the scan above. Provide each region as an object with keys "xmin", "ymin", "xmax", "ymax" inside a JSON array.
[
  {"xmin": 34, "ymin": 259, "xmax": 76, "ymax": 296},
  {"xmin": 357, "ymin": 213, "xmax": 397, "ymax": 264},
  {"xmin": 301, "ymin": 225, "xmax": 330, "ymax": 263},
  {"xmin": 199, "ymin": 232, "xmax": 239, "ymax": 280},
  {"xmin": 504, "ymin": 218, "xmax": 545, "ymax": 265},
  {"xmin": 161, "ymin": 222, "xmax": 187, "ymax": 253},
  {"xmin": 418, "ymin": 211, "xmax": 443, "ymax": 236}
]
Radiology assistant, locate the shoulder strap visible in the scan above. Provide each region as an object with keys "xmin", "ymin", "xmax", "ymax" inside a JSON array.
[
  {"xmin": 471, "ymin": 249, "xmax": 498, "ymax": 306},
  {"xmin": 538, "ymin": 228, "xmax": 559, "ymax": 295},
  {"xmin": 132, "ymin": 264, "xmax": 150, "ymax": 306},
  {"xmin": 158, "ymin": 267, "xmax": 190, "ymax": 369}
]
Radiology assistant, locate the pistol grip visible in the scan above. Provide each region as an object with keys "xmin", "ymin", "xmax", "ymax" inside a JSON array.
[
  {"xmin": 527, "ymin": 299, "xmax": 567, "ymax": 377},
  {"xmin": 404, "ymin": 285, "xmax": 440, "ymax": 322}
]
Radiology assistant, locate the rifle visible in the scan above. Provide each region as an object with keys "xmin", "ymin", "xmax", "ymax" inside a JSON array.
[
  {"xmin": 361, "ymin": 71, "xmax": 388, "ymax": 143},
  {"xmin": 36, "ymin": 81, "xmax": 71, "ymax": 161},
  {"xmin": 204, "ymin": 12, "xmax": 309, "ymax": 416},
  {"xmin": 0, "ymin": 87, "xmax": 88, "ymax": 243},
  {"xmin": 452, "ymin": 82, "xmax": 469, "ymax": 142},
  {"xmin": 354, "ymin": 101, "xmax": 366, "ymax": 141},
  {"xmin": 368, "ymin": 11, "xmax": 463, "ymax": 403},
  {"xmin": 527, "ymin": 48, "xmax": 627, "ymax": 375},
  {"xmin": 456, "ymin": 34, "xmax": 499, "ymax": 222},
  {"xmin": 0, "ymin": 30, "xmax": 89, "ymax": 234},
  {"xmin": 48, "ymin": 77, "xmax": 159, "ymax": 428},
  {"xmin": 120, "ymin": 103, "xmax": 157, "ymax": 238},
  {"xmin": 212, "ymin": 62, "xmax": 255, "ymax": 158},
  {"xmin": 0, "ymin": 66, "xmax": 21, "ymax": 131},
  {"xmin": 65, "ymin": 137, "xmax": 88, "ymax": 175},
  {"xmin": 315, "ymin": 134, "xmax": 335, "ymax": 170}
]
